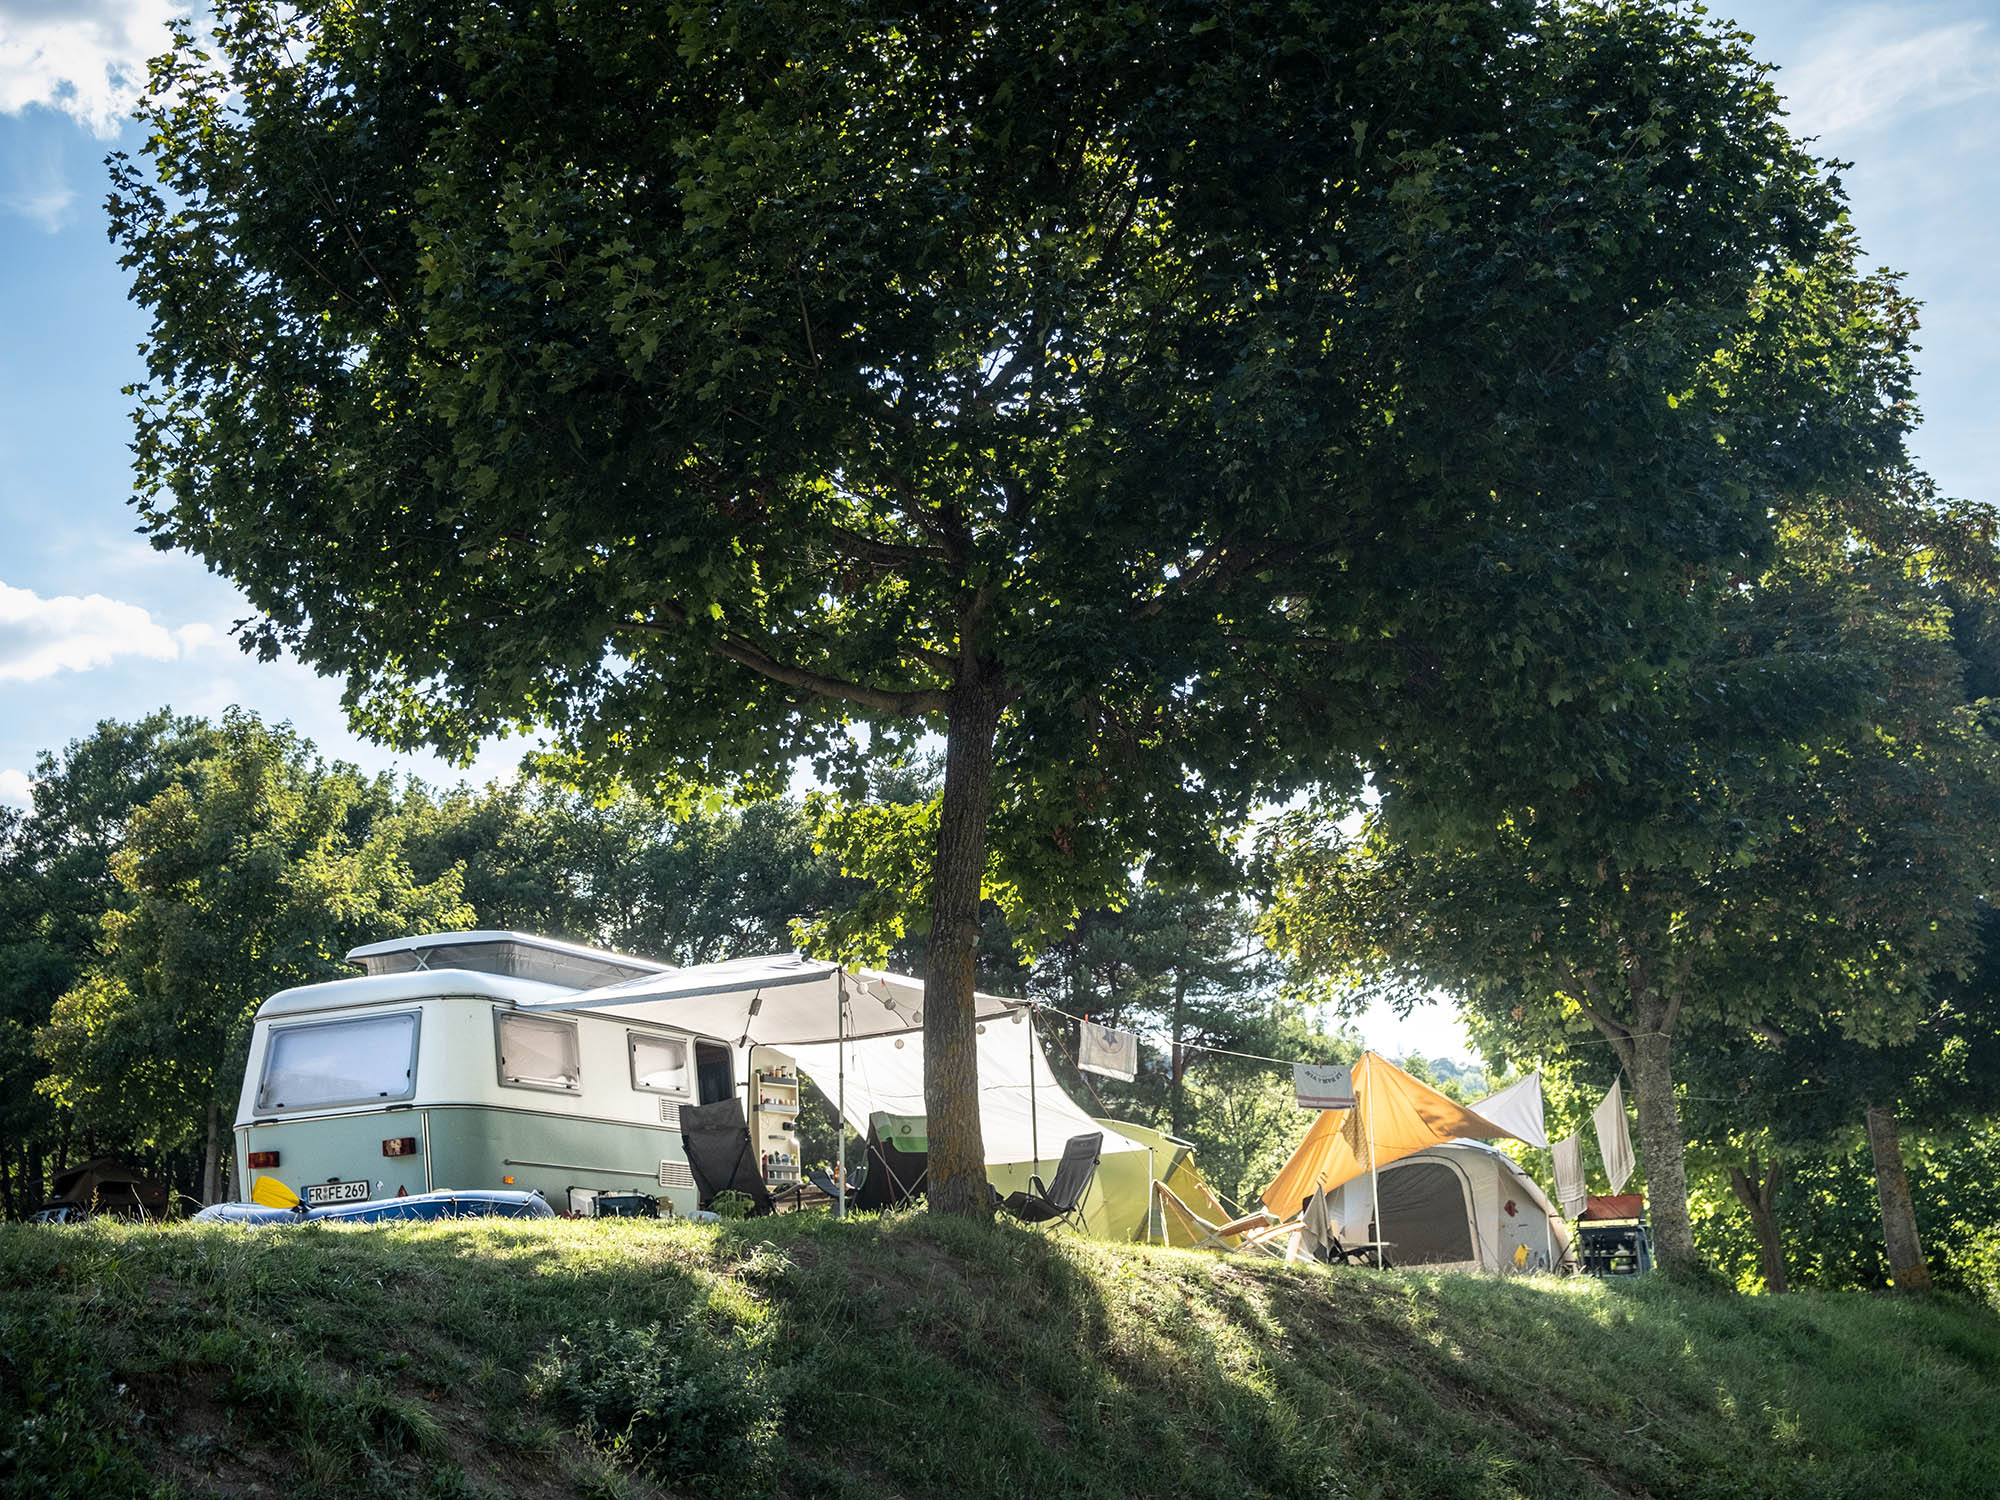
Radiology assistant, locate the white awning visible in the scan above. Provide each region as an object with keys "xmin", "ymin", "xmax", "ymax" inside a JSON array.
[{"xmin": 523, "ymin": 952, "xmax": 1020, "ymax": 1047}]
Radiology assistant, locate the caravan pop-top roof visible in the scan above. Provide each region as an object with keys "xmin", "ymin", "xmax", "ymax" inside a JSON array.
[
  {"xmin": 345, "ymin": 930, "xmax": 674, "ymax": 990},
  {"xmin": 256, "ymin": 966, "xmax": 582, "ymax": 1020}
]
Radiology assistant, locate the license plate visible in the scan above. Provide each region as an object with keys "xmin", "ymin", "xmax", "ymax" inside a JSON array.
[{"xmin": 305, "ymin": 1180, "xmax": 371, "ymax": 1206}]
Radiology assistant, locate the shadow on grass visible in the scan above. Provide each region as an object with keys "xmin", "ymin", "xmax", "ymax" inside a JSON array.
[{"xmin": 2, "ymin": 1212, "xmax": 1997, "ymax": 1500}]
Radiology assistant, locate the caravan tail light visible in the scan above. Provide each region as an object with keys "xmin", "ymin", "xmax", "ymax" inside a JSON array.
[
  {"xmin": 382, "ymin": 1137, "xmax": 419, "ymax": 1158},
  {"xmin": 247, "ymin": 1150, "xmax": 280, "ymax": 1169}
]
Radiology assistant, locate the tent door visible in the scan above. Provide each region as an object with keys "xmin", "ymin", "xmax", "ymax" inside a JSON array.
[{"xmin": 1378, "ymin": 1159, "xmax": 1478, "ymax": 1267}]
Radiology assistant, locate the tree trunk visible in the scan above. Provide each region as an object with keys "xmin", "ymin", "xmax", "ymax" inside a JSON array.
[
  {"xmin": 1627, "ymin": 1026, "xmax": 1697, "ymax": 1270},
  {"xmin": 1169, "ymin": 971, "xmax": 1186, "ymax": 1140},
  {"xmin": 1726, "ymin": 1154, "xmax": 1787, "ymax": 1293},
  {"xmin": 1864, "ymin": 1103, "xmax": 1932, "ymax": 1292},
  {"xmin": 923, "ymin": 674, "xmax": 1004, "ymax": 1218},
  {"xmin": 201, "ymin": 1097, "xmax": 223, "ymax": 1205}
]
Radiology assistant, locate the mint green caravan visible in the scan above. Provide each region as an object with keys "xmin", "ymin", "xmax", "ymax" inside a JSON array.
[{"xmin": 231, "ymin": 932, "xmax": 743, "ymax": 1214}]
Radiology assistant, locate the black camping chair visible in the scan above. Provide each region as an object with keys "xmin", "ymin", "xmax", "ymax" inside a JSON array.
[
  {"xmin": 853, "ymin": 1113, "xmax": 928, "ymax": 1211},
  {"xmin": 1001, "ymin": 1131, "xmax": 1102, "ymax": 1233},
  {"xmin": 678, "ymin": 1098, "xmax": 776, "ymax": 1217}
]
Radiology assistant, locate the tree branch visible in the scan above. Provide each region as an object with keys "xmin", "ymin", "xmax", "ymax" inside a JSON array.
[{"xmin": 622, "ymin": 610, "xmax": 947, "ymax": 716}]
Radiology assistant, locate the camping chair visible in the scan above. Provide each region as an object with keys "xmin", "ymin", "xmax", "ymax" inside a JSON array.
[
  {"xmin": 678, "ymin": 1098, "xmax": 777, "ymax": 1217},
  {"xmin": 1002, "ymin": 1131, "xmax": 1102, "ymax": 1233},
  {"xmin": 853, "ymin": 1112, "xmax": 929, "ymax": 1211},
  {"xmin": 1292, "ymin": 1190, "xmax": 1392, "ymax": 1267}
]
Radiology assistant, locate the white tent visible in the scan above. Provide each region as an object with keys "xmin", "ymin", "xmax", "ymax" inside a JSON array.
[
  {"xmin": 790, "ymin": 1019, "xmax": 1148, "ymax": 1179},
  {"xmin": 1324, "ymin": 1141, "xmax": 1570, "ymax": 1273}
]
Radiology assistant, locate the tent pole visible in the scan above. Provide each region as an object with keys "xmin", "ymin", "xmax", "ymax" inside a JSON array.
[
  {"xmin": 1028, "ymin": 1005, "xmax": 1040, "ymax": 1180},
  {"xmin": 1145, "ymin": 1146, "xmax": 1156, "ymax": 1245},
  {"xmin": 836, "ymin": 972, "xmax": 847, "ymax": 1221},
  {"xmin": 1365, "ymin": 1051, "xmax": 1383, "ymax": 1264}
]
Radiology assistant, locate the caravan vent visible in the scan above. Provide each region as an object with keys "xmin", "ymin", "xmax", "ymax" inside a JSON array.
[
  {"xmin": 659, "ymin": 1099, "xmax": 677, "ymax": 1125},
  {"xmin": 658, "ymin": 1161, "xmax": 694, "ymax": 1189}
]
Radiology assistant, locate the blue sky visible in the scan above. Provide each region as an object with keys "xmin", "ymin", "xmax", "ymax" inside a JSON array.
[{"xmin": 2, "ymin": 2, "xmax": 1995, "ymax": 1058}]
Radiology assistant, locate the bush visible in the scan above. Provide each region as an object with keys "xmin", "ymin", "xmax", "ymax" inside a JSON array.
[{"xmin": 530, "ymin": 1319, "xmax": 779, "ymax": 1496}]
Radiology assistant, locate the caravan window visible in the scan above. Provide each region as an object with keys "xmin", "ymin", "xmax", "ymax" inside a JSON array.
[
  {"xmin": 628, "ymin": 1033, "xmax": 690, "ymax": 1095},
  {"xmin": 257, "ymin": 1012, "xmax": 419, "ymax": 1112},
  {"xmin": 496, "ymin": 1013, "xmax": 581, "ymax": 1092}
]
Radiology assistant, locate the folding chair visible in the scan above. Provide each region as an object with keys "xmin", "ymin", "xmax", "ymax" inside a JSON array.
[
  {"xmin": 1001, "ymin": 1131, "xmax": 1102, "ymax": 1232},
  {"xmin": 678, "ymin": 1098, "xmax": 777, "ymax": 1216},
  {"xmin": 853, "ymin": 1112, "xmax": 928, "ymax": 1211}
]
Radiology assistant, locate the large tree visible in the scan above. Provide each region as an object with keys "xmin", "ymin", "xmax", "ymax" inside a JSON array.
[{"xmin": 116, "ymin": 0, "xmax": 1865, "ymax": 1213}]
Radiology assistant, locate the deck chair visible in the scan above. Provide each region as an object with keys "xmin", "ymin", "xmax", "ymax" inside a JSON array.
[
  {"xmin": 678, "ymin": 1098, "xmax": 776, "ymax": 1217},
  {"xmin": 1152, "ymin": 1179, "xmax": 1283, "ymax": 1254},
  {"xmin": 853, "ymin": 1112, "xmax": 928, "ymax": 1211},
  {"xmin": 1002, "ymin": 1131, "xmax": 1102, "ymax": 1232}
]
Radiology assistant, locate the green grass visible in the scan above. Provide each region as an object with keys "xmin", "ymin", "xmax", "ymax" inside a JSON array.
[{"xmin": 3, "ymin": 1212, "xmax": 1997, "ymax": 1499}]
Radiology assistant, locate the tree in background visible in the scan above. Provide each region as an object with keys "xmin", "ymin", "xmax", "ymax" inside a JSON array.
[
  {"xmin": 1676, "ymin": 910, "xmax": 2000, "ymax": 1293},
  {"xmin": 116, "ymin": 0, "xmax": 1865, "ymax": 1214},
  {"xmin": 35, "ymin": 714, "xmax": 468, "ymax": 1203},
  {"xmin": 0, "ymin": 714, "xmax": 222, "ymax": 1212},
  {"xmin": 1267, "ymin": 500, "xmax": 2000, "ymax": 1270},
  {"xmin": 397, "ymin": 782, "xmax": 855, "ymax": 963}
]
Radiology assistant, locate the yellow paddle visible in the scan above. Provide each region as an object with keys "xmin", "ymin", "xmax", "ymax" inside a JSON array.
[{"xmin": 251, "ymin": 1175, "xmax": 302, "ymax": 1210}]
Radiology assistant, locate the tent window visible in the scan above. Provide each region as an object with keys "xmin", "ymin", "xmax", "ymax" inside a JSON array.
[
  {"xmin": 1378, "ymin": 1162, "xmax": 1476, "ymax": 1266},
  {"xmin": 497, "ymin": 1013, "xmax": 581, "ymax": 1092},
  {"xmin": 629, "ymin": 1033, "xmax": 690, "ymax": 1095},
  {"xmin": 258, "ymin": 1012, "xmax": 419, "ymax": 1112}
]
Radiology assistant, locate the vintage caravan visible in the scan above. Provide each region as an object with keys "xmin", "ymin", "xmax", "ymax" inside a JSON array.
[{"xmin": 231, "ymin": 931, "xmax": 750, "ymax": 1215}]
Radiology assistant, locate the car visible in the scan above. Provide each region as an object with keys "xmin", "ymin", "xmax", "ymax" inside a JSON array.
[{"xmin": 192, "ymin": 1188, "xmax": 555, "ymax": 1225}]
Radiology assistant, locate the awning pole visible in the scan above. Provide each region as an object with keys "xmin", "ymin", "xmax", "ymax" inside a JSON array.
[
  {"xmin": 1365, "ymin": 1051, "xmax": 1383, "ymax": 1264},
  {"xmin": 836, "ymin": 972, "xmax": 848, "ymax": 1221}
]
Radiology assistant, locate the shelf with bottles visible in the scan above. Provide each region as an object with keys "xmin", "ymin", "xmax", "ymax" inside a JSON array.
[{"xmin": 761, "ymin": 1148, "xmax": 801, "ymax": 1185}]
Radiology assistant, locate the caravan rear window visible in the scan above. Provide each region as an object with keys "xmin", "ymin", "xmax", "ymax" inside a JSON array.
[
  {"xmin": 257, "ymin": 1012, "xmax": 419, "ymax": 1111},
  {"xmin": 496, "ymin": 1012, "xmax": 581, "ymax": 1092}
]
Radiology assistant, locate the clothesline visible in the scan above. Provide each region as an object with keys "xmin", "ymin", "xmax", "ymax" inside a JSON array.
[{"xmin": 1035, "ymin": 999, "xmax": 1836, "ymax": 1108}]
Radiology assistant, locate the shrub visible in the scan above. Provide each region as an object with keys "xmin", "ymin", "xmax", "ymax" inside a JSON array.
[{"xmin": 529, "ymin": 1319, "xmax": 779, "ymax": 1496}]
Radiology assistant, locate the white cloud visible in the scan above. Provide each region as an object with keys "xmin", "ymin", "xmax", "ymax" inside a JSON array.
[
  {"xmin": 0, "ymin": 0, "xmax": 179, "ymax": 137},
  {"xmin": 0, "ymin": 581, "xmax": 224, "ymax": 681},
  {"xmin": 1781, "ymin": 10, "xmax": 2000, "ymax": 138},
  {"xmin": 0, "ymin": 767, "xmax": 28, "ymax": 806},
  {"xmin": 1, "ymin": 178, "xmax": 70, "ymax": 229}
]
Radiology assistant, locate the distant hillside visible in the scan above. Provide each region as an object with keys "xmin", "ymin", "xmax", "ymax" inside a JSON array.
[{"xmin": 2, "ymin": 1214, "xmax": 1996, "ymax": 1499}]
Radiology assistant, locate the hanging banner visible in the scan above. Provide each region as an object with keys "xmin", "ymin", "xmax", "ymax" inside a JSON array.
[
  {"xmin": 1552, "ymin": 1132, "xmax": 1588, "ymax": 1219},
  {"xmin": 1294, "ymin": 1062, "xmax": 1358, "ymax": 1111},
  {"xmin": 1077, "ymin": 1021, "xmax": 1138, "ymax": 1082},
  {"xmin": 1593, "ymin": 1079, "xmax": 1635, "ymax": 1194}
]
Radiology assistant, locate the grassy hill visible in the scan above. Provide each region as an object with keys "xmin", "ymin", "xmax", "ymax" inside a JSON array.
[{"xmin": 3, "ymin": 1212, "xmax": 1996, "ymax": 1500}]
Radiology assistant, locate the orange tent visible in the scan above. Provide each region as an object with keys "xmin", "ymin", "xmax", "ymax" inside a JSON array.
[{"xmin": 1261, "ymin": 1052, "xmax": 1517, "ymax": 1215}]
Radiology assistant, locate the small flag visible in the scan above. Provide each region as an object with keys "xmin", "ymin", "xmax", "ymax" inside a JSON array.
[
  {"xmin": 1294, "ymin": 1062, "xmax": 1358, "ymax": 1111},
  {"xmin": 1077, "ymin": 1021, "xmax": 1138, "ymax": 1081}
]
